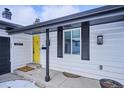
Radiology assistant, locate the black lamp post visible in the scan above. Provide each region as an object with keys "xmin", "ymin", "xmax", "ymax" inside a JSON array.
[{"xmin": 45, "ymin": 29, "xmax": 50, "ymax": 82}]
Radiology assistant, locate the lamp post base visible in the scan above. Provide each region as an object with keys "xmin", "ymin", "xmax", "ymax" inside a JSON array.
[{"xmin": 45, "ymin": 75, "xmax": 50, "ymax": 82}]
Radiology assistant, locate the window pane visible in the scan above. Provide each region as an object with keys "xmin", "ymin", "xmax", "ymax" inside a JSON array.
[
  {"xmin": 64, "ymin": 31, "xmax": 71, "ymax": 54},
  {"xmin": 72, "ymin": 29, "xmax": 80, "ymax": 38},
  {"xmin": 72, "ymin": 29, "xmax": 80, "ymax": 54}
]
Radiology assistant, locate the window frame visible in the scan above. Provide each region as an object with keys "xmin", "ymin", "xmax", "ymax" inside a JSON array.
[{"xmin": 63, "ymin": 27, "xmax": 81, "ymax": 56}]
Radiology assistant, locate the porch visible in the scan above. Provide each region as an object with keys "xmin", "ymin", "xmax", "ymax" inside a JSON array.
[{"xmin": 13, "ymin": 63, "xmax": 101, "ymax": 88}]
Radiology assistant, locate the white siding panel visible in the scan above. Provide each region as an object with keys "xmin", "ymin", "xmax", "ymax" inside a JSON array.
[
  {"xmin": 40, "ymin": 33, "xmax": 46, "ymax": 64},
  {"xmin": 0, "ymin": 29, "xmax": 10, "ymax": 37},
  {"xmin": 40, "ymin": 21, "xmax": 124, "ymax": 85},
  {"xmin": 90, "ymin": 21, "xmax": 124, "ymax": 84},
  {"xmin": 11, "ymin": 34, "xmax": 32, "ymax": 71}
]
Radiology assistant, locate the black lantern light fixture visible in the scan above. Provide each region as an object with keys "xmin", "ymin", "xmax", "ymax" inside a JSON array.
[{"xmin": 97, "ymin": 35, "xmax": 103, "ymax": 45}]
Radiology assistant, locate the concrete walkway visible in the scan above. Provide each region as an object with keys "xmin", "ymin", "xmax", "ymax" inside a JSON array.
[
  {"xmin": 14, "ymin": 67, "xmax": 101, "ymax": 88},
  {"xmin": 0, "ymin": 73, "xmax": 23, "ymax": 83}
]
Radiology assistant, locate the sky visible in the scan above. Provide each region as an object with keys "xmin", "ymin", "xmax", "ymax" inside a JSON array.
[{"xmin": 0, "ymin": 5, "xmax": 102, "ymax": 26}]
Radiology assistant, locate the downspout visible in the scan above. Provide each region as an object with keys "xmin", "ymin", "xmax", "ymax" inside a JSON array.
[{"xmin": 45, "ymin": 29, "xmax": 50, "ymax": 82}]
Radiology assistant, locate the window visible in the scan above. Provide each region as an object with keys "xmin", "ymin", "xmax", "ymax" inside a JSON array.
[
  {"xmin": 64, "ymin": 31, "xmax": 71, "ymax": 54},
  {"xmin": 72, "ymin": 29, "xmax": 80, "ymax": 54},
  {"xmin": 64, "ymin": 28, "xmax": 80, "ymax": 55}
]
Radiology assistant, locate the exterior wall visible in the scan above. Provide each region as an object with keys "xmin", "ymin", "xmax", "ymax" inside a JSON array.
[
  {"xmin": 11, "ymin": 34, "xmax": 33, "ymax": 72},
  {"xmin": 40, "ymin": 21, "xmax": 124, "ymax": 85},
  {"xmin": 0, "ymin": 29, "xmax": 32, "ymax": 72},
  {"xmin": 0, "ymin": 29, "xmax": 10, "ymax": 37}
]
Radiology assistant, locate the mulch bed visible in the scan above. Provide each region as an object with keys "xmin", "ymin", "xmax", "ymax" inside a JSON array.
[
  {"xmin": 63, "ymin": 72, "xmax": 81, "ymax": 78},
  {"xmin": 100, "ymin": 79, "xmax": 123, "ymax": 88}
]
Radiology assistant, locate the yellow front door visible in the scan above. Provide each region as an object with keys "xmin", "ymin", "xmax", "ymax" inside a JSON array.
[{"xmin": 33, "ymin": 35, "xmax": 40, "ymax": 64}]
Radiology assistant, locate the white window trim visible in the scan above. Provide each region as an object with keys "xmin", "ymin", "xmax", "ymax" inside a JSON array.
[{"xmin": 63, "ymin": 27, "xmax": 81, "ymax": 56}]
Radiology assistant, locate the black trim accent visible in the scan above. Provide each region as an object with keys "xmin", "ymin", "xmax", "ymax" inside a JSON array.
[
  {"xmin": 57, "ymin": 26, "xmax": 63, "ymax": 58},
  {"xmin": 81, "ymin": 22, "xmax": 90, "ymax": 60},
  {"xmin": 14, "ymin": 43, "xmax": 23, "ymax": 46},
  {"xmin": 42, "ymin": 47, "xmax": 47, "ymax": 50},
  {"xmin": 28, "ymin": 14, "xmax": 124, "ymax": 35},
  {"xmin": 45, "ymin": 29, "xmax": 50, "ymax": 82},
  {"xmin": 90, "ymin": 14, "xmax": 124, "ymax": 26}
]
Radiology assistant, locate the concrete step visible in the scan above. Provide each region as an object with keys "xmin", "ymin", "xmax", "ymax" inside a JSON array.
[
  {"xmin": 13, "ymin": 69, "xmax": 53, "ymax": 88},
  {"xmin": 14, "ymin": 70, "xmax": 35, "ymax": 82},
  {"xmin": 26, "ymin": 63, "xmax": 42, "ymax": 69},
  {"xmin": 13, "ymin": 67, "xmax": 60, "ymax": 88}
]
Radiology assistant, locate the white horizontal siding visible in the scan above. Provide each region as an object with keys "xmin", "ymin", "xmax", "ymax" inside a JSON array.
[
  {"xmin": 40, "ymin": 33, "xmax": 46, "ymax": 64},
  {"xmin": 0, "ymin": 29, "xmax": 10, "ymax": 37},
  {"xmin": 40, "ymin": 21, "xmax": 124, "ymax": 85},
  {"xmin": 11, "ymin": 34, "xmax": 33, "ymax": 71},
  {"xmin": 91, "ymin": 21, "xmax": 124, "ymax": 84}
]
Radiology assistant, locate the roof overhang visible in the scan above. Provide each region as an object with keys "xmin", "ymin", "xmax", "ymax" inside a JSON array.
[
  {"xmin": 0, "ymin": 20, "xmax": 22, "ymax": 30},
  {"xmin": 7, "ymin": 5, "xmax": 124, "ymax": 35}
]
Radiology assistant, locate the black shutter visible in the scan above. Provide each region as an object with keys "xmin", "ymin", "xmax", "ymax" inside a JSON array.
[
  {"xmin": 81, "ymin": 22, "xmax": 90, "ymax": 60},
  {"xmin": 57, "ymin": 26, "xmax": 63, "ymax": 58}
]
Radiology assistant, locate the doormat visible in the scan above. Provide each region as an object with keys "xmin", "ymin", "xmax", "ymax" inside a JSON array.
[
  {"xmin": 17, "ymin": 66, "xmax": 34, "ymax": 72},
  {"xmin": 63, "ymin": 72, "xmax": 81, "ymax": 78}
]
